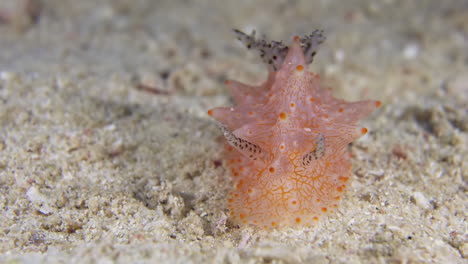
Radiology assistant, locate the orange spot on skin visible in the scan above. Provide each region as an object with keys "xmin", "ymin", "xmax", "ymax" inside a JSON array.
[
  {"xmin": 338, "ymin": 108, "xmax": 344, "ymax": 113},
  {"xmin": 338, "ymin": 176, "xmax": 349, "ymax": 182},
  {"xmin": 279, "ymin": 112, "xmax": 287, "ymax": 119},
  {"xmin": 296, "ymin": 65, "xmax": 304, "ymax": 71},
  {"xmin": 309, "ymin": 97, "xmax": 315, "ymax": 102},
  {"xmin": 293, "ymin": 35, "xmax": 300, "ymax": 42},
  {"xmin": 248, "ymin": 111, "xmax": 254, "ymax": 116},
  {"xmin": 240, "ymin": 213, "xmax": 246, "ymax": 219},
  {"xmin": 337, "ymin": 186, "xmax": 344, "ymax": 192},
  {"xmin": 361, "ymin": 128, "xmax": 368, "ymax": 134},
  {"xmin": 237, "ymin": 180, "xmax": 244, "ymax": 188},
  {"xmin": 321, "ymin": 207, "xmax": 328, "ymax": 212},
  {"xmin": 290, "ymin": 102, "xmax": 295, "ymax": 107},
  {"xmin": 207, "ymin": 110, "xmax": 213, "ymax": 116},
  {"xmin": 316, "ymin": 199, "xmax": 321, "ymax": 202},
  {"xmin": 313, "ymin": 217, "xmax": 319, "ymax": 221},
  {"xmin": 228, "ymin": 198, "xmax": 233, "ymax": 203},
  {"xmin": 269, "ymin": 167, "xmax": 275, "ymax": 173},
  {"xmin": 295, "ymin": 217, "xmax": 301, "ymax": 223},
  {"xmin": 291, "ymin": 200, "xmax": 297, "ymax": 205},
  {"xmin": 271, "ymin": 222, "xmax": 277, "ymax": 227},
  {"xmin": 376, "ymin": 101, "xmax": 382, "ymax": 107},
  {"xmin": 334, "ymin": 196, "xmax": 341, "ymax": 200},
  {"xmin": 248, "ymin": 188, "xmax": 253, "ymax": 193}
]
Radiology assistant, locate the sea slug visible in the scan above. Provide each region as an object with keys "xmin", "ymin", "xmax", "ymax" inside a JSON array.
[{"xmin": 208, "ymin": 30, "xmax": 381, "ymax": 229}]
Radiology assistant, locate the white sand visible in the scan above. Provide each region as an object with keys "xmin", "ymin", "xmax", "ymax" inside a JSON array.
[{"xmin": 0, "ymin": 0, "xmax": 466, "ymax": 263}]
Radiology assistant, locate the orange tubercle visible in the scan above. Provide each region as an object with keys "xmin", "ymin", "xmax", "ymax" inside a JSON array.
[
  {"xmin": 338, "ymin": 176, "xmax": 349, "ymax": 182},
  {"xmin": 279, "ymin": 112, "xmax": 287, "ymax": 120},
  {"xmin": 296, "ymin": 65, "xmax": 304, "ymax": 71},
  {"xmin": 361, "ymin": 127, "xmax": 368, "ymax": 134},
  {"xmin": 207, "ymin": 109, "xmax": 214, "ymax": 116},
  {"xmin": 236, "ymin": 180, "xmax": 244, "ymax": 188}
]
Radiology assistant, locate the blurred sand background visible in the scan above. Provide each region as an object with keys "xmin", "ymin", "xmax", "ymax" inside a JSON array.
[{"xmin": 0, "ymin": 0, "xmax": 466, "ymax": 263}]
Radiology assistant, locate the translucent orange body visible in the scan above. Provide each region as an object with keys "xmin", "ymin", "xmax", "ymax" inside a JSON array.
[{"xmin": 209, "ymin": 37, "xmax": 380, "ymax": 229}]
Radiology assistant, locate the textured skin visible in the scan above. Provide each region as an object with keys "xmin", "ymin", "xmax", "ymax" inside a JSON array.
[{"xmin": 209, "ymin": 36, "xmax": 380, "ymax": 229}]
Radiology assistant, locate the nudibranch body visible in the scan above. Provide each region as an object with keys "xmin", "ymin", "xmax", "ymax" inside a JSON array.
[{"xmin": 208, "ymin": 30, "xmax": 380, "ymax": 229}]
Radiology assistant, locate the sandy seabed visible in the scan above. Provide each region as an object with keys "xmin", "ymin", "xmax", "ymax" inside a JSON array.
[{"xmin": 0, "ymin": 0, "xmax": 466, "ymax": 263}]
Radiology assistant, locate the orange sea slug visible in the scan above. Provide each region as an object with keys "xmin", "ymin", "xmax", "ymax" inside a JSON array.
[{"xmin": 208, "ymin": 30, "xmax": 380, "ymax": 228}]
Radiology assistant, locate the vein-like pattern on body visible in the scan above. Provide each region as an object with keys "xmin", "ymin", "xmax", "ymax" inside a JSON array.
[{"xmin": 208, "ymin": 30, "xmax": 381, "ymax": 229}]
